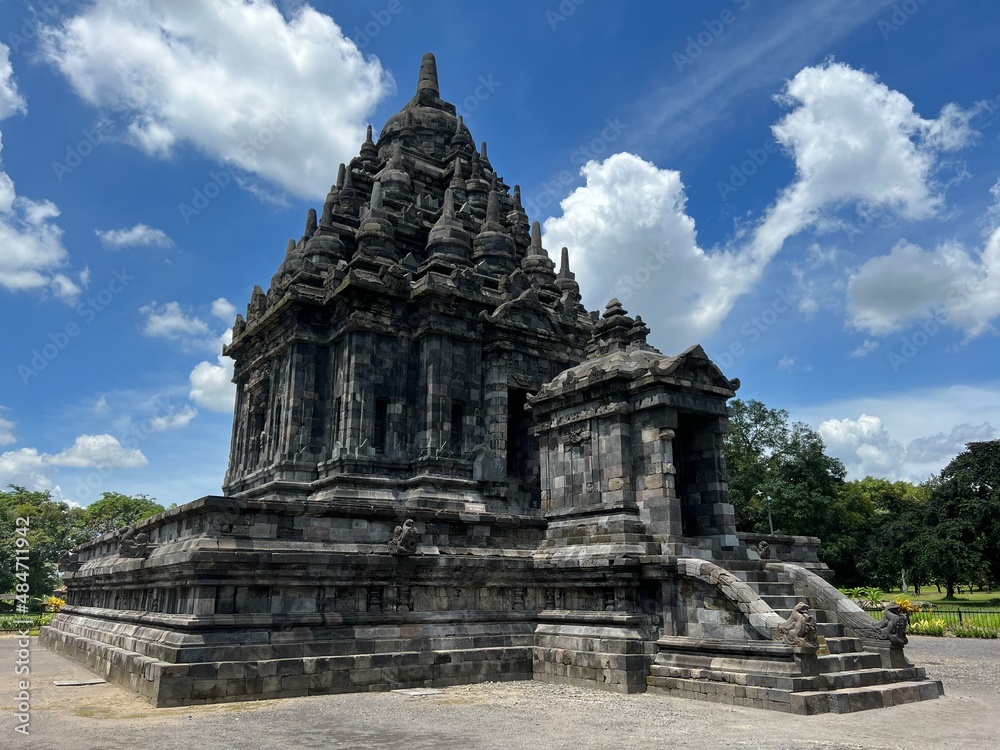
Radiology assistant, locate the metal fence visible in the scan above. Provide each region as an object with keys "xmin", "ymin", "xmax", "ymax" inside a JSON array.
[{"xmin": 864, "ymin": 606, "xmax": 1000, "ymax": 631}]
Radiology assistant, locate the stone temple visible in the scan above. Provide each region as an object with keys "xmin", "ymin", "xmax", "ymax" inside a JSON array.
[{"xmin": 42, "ymin": 54, "xmax": 942, "ymax": 714}]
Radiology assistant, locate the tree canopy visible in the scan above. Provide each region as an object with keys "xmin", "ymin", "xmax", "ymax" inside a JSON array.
[
  {"xmin": 0, "ymin": 486, "xmax": 166, "ymax": 599},
  {"xmin": 724, "ymin": 398, "xmax": 1000, "ymax": 593}
]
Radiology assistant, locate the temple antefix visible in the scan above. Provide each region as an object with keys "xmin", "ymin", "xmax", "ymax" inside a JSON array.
[{"xmin": 42, "ymin": 54, "xmax": 942, "ymax": 714}]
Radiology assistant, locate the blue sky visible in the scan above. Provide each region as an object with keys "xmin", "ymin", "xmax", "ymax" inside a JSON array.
[{"xmin": 1, "ymin": 0, "xmax": 999, "ymax": 507}]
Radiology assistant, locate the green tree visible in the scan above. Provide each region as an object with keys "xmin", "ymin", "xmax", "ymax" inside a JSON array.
[
  {"xmin": 0, "ymin": 485, "xmax": 86, "ymax": 599},
  {"xmin": 923, "ymin": 440, "xmax": 1000, "ymax": 597},
  {"xmin": 841, "ymin": 477, "xmax": 929, "ymax": 592},
  {"xmin": 75, "ymin": 492, "xmax": 165, "ymax": 538},
  {"xmin": 724, "ymin": 399, "xmax": 789, "ymax": 530}
]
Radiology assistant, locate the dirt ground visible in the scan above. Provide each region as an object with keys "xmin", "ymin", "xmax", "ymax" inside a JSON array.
[{"xmin": 3, "ymin": 634, "xmax": 998, "ymax": 750}]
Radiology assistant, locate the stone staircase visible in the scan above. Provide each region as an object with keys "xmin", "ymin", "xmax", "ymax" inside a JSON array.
[{"xmin": 646, "ymin": 560, "xmax": 943, "ymax": 714}]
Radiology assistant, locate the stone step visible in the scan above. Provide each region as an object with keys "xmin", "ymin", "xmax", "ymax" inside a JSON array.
[
  {"xmin": 822, "ymin": 636, "xmax": 862, "ymax": 654},
  {"xmin": 760, "ymin": 594, "xmax": 805, "ymax": 609},
  {"xmin": 773, "ymin": 607, "xmax": 835, "ymax": 624},
  {"xmin": 730, "ymin": 570, "xmax": 781, "ymax": 583},
  {"xmin": 817, "ymin": 622, "xmax": 845, "ymax": 638},
  {"xmin": 789, "ymin": 680, "xmax": 943, "ymax": 715},
  {"xmin": 822, "ymin": 666, "xmax": 925, "ymax": 690},
  {"xmin": 817, "ymin": 651, "xmax": 883, "ymax": 673},
  {"xmin": 745, "ymin": 582, "xmax": 795, "ymax": 596}
]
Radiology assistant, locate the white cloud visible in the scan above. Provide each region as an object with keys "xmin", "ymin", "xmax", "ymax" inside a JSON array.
[
  {"xmin": 210, "ymin": 297, "xmax": 236, "ymax": 322},
  {"xmin": 40, "ymin": 0, "xmax": 393, "ymax": 199},
  {"xmin": 94, "ymin": 395, "xmax": 109, "ymax": 413},
  {"xmin": 189, "ymin": 351, "xmax": 235, "ymax": 413},
  {"xmin": 818, "ymin": 414, "xmax": 905, "ymax": 479},
  {"xmin": 0, "ymin": 447, "xmax": 50, "ymax": 490},
  {"xmin": 543, "ymin": 152, "xmax": 744, "ymax": 352},
  {"xmin": 139, "ymin": 301, "xmax": 218, "ymax": 351},
  {"xmin": 0, "ymin": 45, "xmax": 80, "ymax": 302},
  {"xmin": 777, "ymin": 355, "xmax": 796, "ymax": 371},
  {"xmin": 49, "ymin": 434, "xmax": 148, "ymax": 468},
  {"xmin": 847, "ymin": 209, "xmax": 1000, "ymax": 340},
  {"xmin": 850, "ymin": 339, "xmax": 879, "ymax": 358},
  {"xmin": 748, "ymin": 62, "xmax": 975, "ymax": 272},
  {"xmin": 149, "ymin": 405, "xmax": 198, "ymax": 432},
  {"xmin": 906, "ymin": 422, "xmax": 996, "ymax": 466},
  {"xmin": 0, "ymin": 410, "xmax": 16, "ymax": 445},
  {"xmin": 543, "ymin": 62, "xmax": 975, "ymax": 351},
  {"xmin": 96, "ymin": 223, "xmax": 173, "ymax": 249},
  {"xmin": 795, "ymin": 383, "xmax": 1000, "ymax": 480},
  {"xmin": 0, "ymin": 43, "xmax": 27, "ymax": 119}
]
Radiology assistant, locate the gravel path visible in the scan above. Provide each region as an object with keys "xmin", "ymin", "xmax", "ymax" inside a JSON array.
[{"xmin": 4, "ymin": 635, "xmax": 998, "ymax": 750}]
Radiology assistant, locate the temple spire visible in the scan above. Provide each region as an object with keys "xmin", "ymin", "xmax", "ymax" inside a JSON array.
[
  {"xmin": 371, "ymin": 181, "xmax": 384, "ymax": 210},
  {"xmin": 416, "ymin": 52, "xmax": 439, "ymax": 98},
  {"xmin": 336, "ymin": 163, "xmax": 346, "ymax": 189},
  {"xmin": 530, "ymin": 220, "xmax": 544, "ymax": 254},
  {"xmin": 559, "ymin": 247, "xmax": 571, "ymax": 276},
  {"xmin": 486, "ymin": 190, "xmax": 501, "ymax": 224}
]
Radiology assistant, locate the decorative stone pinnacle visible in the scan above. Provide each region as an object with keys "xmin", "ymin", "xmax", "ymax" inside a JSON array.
[
  {"xmin": 371, "ymin": 181, "xmax": 384, "ymax": 210},
  {"xmin": 486, "ymin": 190, "xmax": 501, "ymax": 224},
  {"xmin": 513, "ymin": 185, "xmax": 523, "ymax": 209},
  {"xmin": 480, "ymin": 141, "xmax": 488, "ymax": 160},
  {"xmin": 304, "ymin": 208, "xmax": 317, "ymax": 238},
  {"xmin": 365, "ymin": 124, "xmax": 374, "ymax": 143},
  {"xmin": 603, "ymin": 298, "xmax": 627, "ymax": 319},
  {"xmin": 443, "ymin": 187, "xmax": 456, "ymax": 219},
  {"xmin": 417, "ymin": 52, "xmax": 439, "ymax": 97},
  {"xmin": 531, "ymin": 221, "xmax": 542, "ymax": 248},
  {"xmin": 336, "ymin": 163, "xmax": 346, "ymax": 189},
  {"xmin": 390, "ymin": 142, "xmax": 404, "ymax": 169},
  {"xmin": 558, "ymin": 247, "xmax": 574, "ymax": 279}
]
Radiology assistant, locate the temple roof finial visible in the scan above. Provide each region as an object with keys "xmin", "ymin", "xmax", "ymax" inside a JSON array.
[
  {"xmin": 560, "ymin": 246, "xmax": 570, "ymax": 274},
  {"xmin": 486, "ymin": 190, "xmax": 501, "ymax": 224},
  {"xmin": 417, "ymin": 52, "xmax": 439, "ymax": 98},
  {"xmin": 530, "ymin": 220, "xmax": 542, "ymax": 248},
  {"xmin": 443, "ymin": 187, "xmax": 456, "ymax": 219},
  {"xmin": 371, "ymin": 181, "xmax": 383, "ymax": 210},
  {"xmin": 336, "ymin": 163, "xmax": 346, "ymax": 189},
  {"xmin": 365, "ymin": 124, "xmax": 374, "ymax": 144}
]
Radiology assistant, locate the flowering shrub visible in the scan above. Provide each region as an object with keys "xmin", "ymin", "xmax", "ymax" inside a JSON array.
[
  {"xmin": 892, "ymin": 596, "xmax": 920, "ymax": 615},
  {"xmin": 44, "ymin": 596, "xmax": 66, "ymax": 612},
  {"xmin": 953, "ymin": 624, "xmax": 999, "ymax": 639},
  {"xmin": 909, "ymin": 618, "xmax": 947, "ymax": 636}
]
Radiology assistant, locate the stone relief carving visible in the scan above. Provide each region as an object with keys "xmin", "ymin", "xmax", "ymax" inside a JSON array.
[
  {"xmin": 58, "ymin": 550, "xmax": 81, "ymax": 572},
  {"xmin": 855, "ymin": 602, "xmax": 909, "ymax": 647},
  {"xmin": 772, "ymin": 601, "xmax": 819, "ymax": 649},
  {"xmin": 388, "ymin": 519, "xmax": 419, "ymax": 555},
  {"xmin": 118, "ymin": 525, "xmax": 153, "ymax": 559},
  {"xmin": 751, "ymin": 540, "xmax": 773, "ymax": 559}
]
